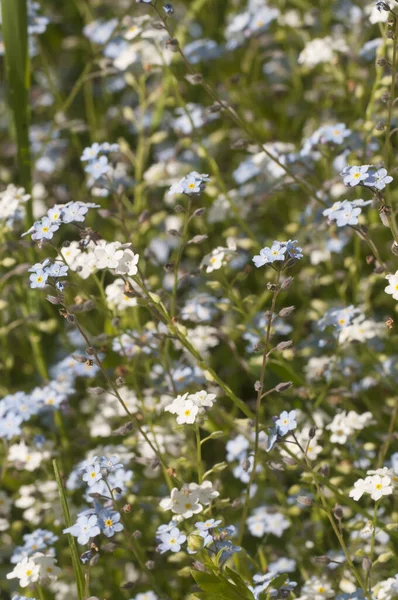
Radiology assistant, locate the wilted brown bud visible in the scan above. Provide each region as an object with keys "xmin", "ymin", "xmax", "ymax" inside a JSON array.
[
  {"xmin": 145, "ymin": 560, "xmax": 155, "ymax": 570},
  {"xmin": 385, "ymin": 317, "xmax": 394, "ymax": 330},
  {"xmin": 133, "ymin": 530, "xmax": 142, "ymax": 539},
  {"xmin": 391, "ymin": 241, "xmax": 398, "ymax": 256},
  {"xmin": 167, "ymin": 467, "xmax": 177, "ymax": 478},
  {"xmin": 123, "ymin": 504, "xmax": 132, "ymax": 513}
]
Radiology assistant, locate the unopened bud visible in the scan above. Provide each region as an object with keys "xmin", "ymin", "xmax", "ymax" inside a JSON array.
[
  {"xmin": 185, "ymin": 73, "xmax": 204, "ymax": 85},
  {"xmin": 276, "ymin": 340, "xmax": 293, "ymax": 351},
  {"xmin": 145, "ymin": 560, "xmax": 155, "ymax": 570},
  {"xmin": 313, "ymin": 556, "xmax": 331, "ymax": 565},
  {"xmin": 308, "ymin": 426, "xmax": 317, "ymax": 439},
  {"xmin": 165, "ymin": 38, "xmax": 179, "ymax": 52},
  {"xmin": 242, "ymin": 458, "xmax": 251, "ymax": 472},
  {"xmin": 333, "ymin": 505, "xmax": 344, "ymax": 520},
  {"xmin": 133, "ymin": 530, "xmax": 142, "ymax": 539},
  {"xmin": 391, "ymin": 241, "xmax": 398, "ymax": 256},
  {"xmin": 192, "ymin": 561, "xmax": 206, "ymax": 572},
  {"xmin": 193, "ymin": 207, "xmax": 206, "ymax": 217},
  {"xmin": 297, "ymin": 495, "xmax": 313, "ymax": 506},
  {"xmin": 254, "ymin": 380, "xmax": 263, "ymax": 392},
  {"xmin": 278, "ymin": 306, "xmax": 295, "ymax": 317},
  {"xmin": 281, "ymin": 276, "xmax": 294, "ymax": 289},
  {"xmin": 231, "ymin": 139, "xmax": 249, "ymax": 150},
  {"xmin": 116, "ymin": 377, "xmax": 125, "ymax": 387},
  {"xmin": 379, "ymin": 204, "xmax": 392, "ymax": 227},
  {"xmin": 163, "ymin": 3, "xmax": 174, "ymax": 15},
  {"xmin": 275, "ymin": 381, "xmax": 293, "ymax": 392},
  {"xmin": 187, "ymin": 534, "xmax": 204, "ymax": 552},
  {"xmin": 123, "ymin": 504, "xmax": 132, "ymax": 513},
  {"xmin": 320, "ymin": 464, "xmax": 330, "ymax": 477},
  {"xmin": 168, "ymin": 228, "xmax": 181, "ymax": 237},
  {"xmin": 362, "ymin": 557, "xmax": 372, "ymax": 572},
  {"xmin": 88, "ymin": 387, "xmax": 105, "ymax": 396}
]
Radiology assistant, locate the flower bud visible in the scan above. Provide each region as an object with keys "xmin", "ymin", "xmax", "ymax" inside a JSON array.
[
  {"xmin": 275, "ymin": 381, "xmax": 293, "ymax": 392},
  {"xmin": 187, "ymin": 534, "xmax": 204, "ymax": 552}
]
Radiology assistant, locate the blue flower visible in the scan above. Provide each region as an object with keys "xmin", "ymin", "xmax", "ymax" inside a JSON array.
[
  {"xmin": 341, "ymin": 165, "xmax": 370, "ymax": 187},
  {"xmin": 85, "ymin": 155, "xmax": 110, "ymax": 180},
  {"xmin": 252, "ymin": 242, "xmax": 287, "ymax": 267},
  {"xmin": 365, "ymin": 167, "xmax": 393, "ymax": 190},
  {"xmin": 63, "ymin": 514, "xmax": 101, "ymax": 545},
  {"xmin": 98, "ymin": 509, "xmax": 124, "ymax": 538}
]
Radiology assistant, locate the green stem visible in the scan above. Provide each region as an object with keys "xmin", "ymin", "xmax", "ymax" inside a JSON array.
[
  {"xmin": 384, "ymin": 15, "xmax": 398, "ymax": 169},
  {"xmin": 195, "ymin": 424, "xmax": 203, "ymax": 484},
  {"xmin": 237, "ymin": 269, "xmax": 281, "ymax": 545}
]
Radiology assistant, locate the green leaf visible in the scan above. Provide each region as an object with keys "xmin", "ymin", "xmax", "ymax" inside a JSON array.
[
  {"xmin": 53, "ymin": 460, "xmax": 85, "ymax": 600},
  {"xmin": 192, "ymin": 571, "xmax": 243, "ymax": 600},
  {"xmin": 224, "ymin": 567, "xmax": 255, "ymax": 599},
  {"xmin": 268, "ymin": 359, "xmax": 305, "ymax": 386},
  {"xmin": 1, "ymin": 0, "xmax": 32, "ymax": 222}
]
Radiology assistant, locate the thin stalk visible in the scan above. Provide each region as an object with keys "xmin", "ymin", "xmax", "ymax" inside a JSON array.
[
  {"xmin": 384, "ymin": 15, "xmax": 398, "ymax": 169},
  {"xmin": 237, "ymin": 269, "xmax": 281, "ymax": 545},
  {"xmin": 195, "ymin": 424, "xmax": 203, "ymax": 484}
]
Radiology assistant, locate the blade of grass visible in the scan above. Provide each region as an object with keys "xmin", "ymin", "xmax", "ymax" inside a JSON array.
[
  {"xmin": 1, "ymin": 0, "xmax": 33, "ymax": 223},
  {"xmin": 53, "ymin": 460, "xmax": 85, "ymax": 600}
]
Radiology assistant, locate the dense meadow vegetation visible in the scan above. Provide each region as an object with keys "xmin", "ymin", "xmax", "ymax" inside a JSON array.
[{"xmin": 1, "ymin": 0, "xmax": 398, "ymax": 599}]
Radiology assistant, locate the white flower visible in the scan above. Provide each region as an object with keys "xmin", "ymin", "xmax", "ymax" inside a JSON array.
[
  {"xmin": 349, "ymin": 477, "xmax": 372, "ymax": 501},
  {"xmin": 115, "ymin": 248, "xmax": 139, "ymax": 276},
  {"xmin": 300, "ymin": 576, "xmax": 335, "ymax": 600},
  {"xmin": 6, "ymin": 556, "xmax": 40, "ymax": 587},
  {"xmin": 188, "ymin": 480, "xmax": 220, "ymax": 505},
  {"xmin": 160, "ymin": 487, "xmax": 203, "ymax": 518},
  {"xmin": 32, "ymin": 553, "xmax": 62, "ymax": 581},
  {"xmin": 385, "ymin": 271, "xmax": 398, "ymax": 300},
  {"xmin": 105, "ymin": 278, "xmax": 138, "ymax": 311},
  {"xmin": 368, "ymin": 475, "xmax": 394, "ymax": 501},
  {"xmin": 189, "ymin": 390, "xmax": 217, "ymax": 408},
  {"xmin": 175, "ymin": 399, "xmax": 199, "ymax": 425},
  {"xmin": 8, "ymin": 442, "xmax": 44, "ymax": 471},
  {"xmin": 93, "ymin": 242, "xmax": 124, "ymax": 270}
]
